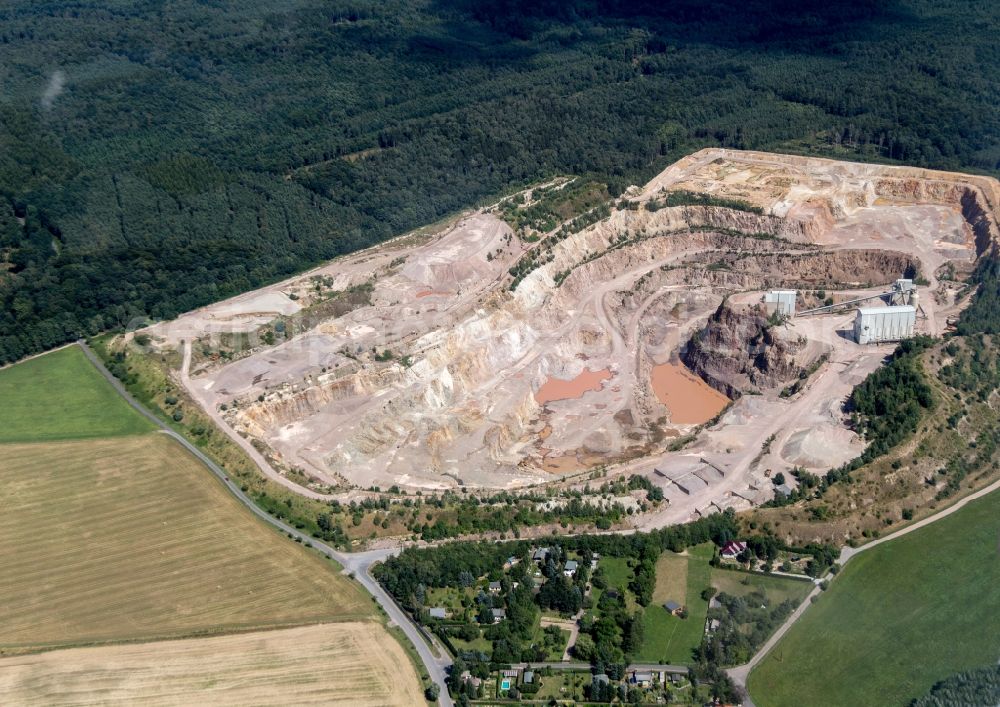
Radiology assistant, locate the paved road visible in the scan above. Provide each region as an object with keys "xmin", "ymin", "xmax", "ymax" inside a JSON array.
[{"xmin": 78, "ymin": 342, "xmax": 454, "ymax": 706}]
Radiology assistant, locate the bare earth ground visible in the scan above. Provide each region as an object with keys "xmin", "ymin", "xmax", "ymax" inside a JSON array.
[
  {"xmin": 142, "ymin": 149, "xmax": 999, "ymax": 528},
  {"xmin": 0, "ymin": 623, "xmax": 423, "ymax": 707},
  {"xmin": 0, "ymin": 434, "xmax": 371, "ymax": 650}
]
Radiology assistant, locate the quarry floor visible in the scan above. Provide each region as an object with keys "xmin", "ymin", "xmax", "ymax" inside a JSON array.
[{"xmin": 140, "ymin": 148, "xmax": 994, "ymax": 528}]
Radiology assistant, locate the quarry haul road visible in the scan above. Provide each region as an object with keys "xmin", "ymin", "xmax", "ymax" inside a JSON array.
[
  {"xmin": 78, "ymin": 341, "xmax": 454, "ymax": 707},
  {"xmin": 179, "ymin": 339, "xmax": 341, "ymax": 501}
]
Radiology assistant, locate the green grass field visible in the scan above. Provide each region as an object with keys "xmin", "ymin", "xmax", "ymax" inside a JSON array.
[
  {"xmin": 709, "ymin": 569, "xmax": 813, "ymax": 606},
  {"xmin": 595, "ymin": 556, "xmax": 639, "ymax": 611},
  {"xmin": 0, "ymin": 346, "xmax": 152, "ymax": 442},
  {"xmin": 599, "ymin": 556, "xmax": 633, "ymax": 590},
  {"xmin": 451, "ymin": 633, "xmax": 492, "ymax": 654},
  {"xmin": 636, "ymin": 544, "xmax": 713, "ymax": 664},
  {"xmin": 749, "ymin": 490, "xmax": 1000, "ymax": 706}
]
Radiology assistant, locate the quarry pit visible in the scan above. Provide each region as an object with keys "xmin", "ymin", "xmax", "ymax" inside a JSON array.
[{"xmin": 143, "ymin": 149, "xmax": 999, "ymax": 522}]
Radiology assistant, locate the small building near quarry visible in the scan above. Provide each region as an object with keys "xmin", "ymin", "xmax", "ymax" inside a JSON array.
[
  {"xmin": 764, "ymin": 290, "xmax": 797, "ymax": 317},
  {"xmin": 853, "ymin": 305, "xmax": 916, "ymax": 344}
]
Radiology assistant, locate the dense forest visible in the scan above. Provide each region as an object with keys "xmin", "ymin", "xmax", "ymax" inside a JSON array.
[
  {"xmin": 1, "ymin": 0, "xmax": 999, "ymax": 361},
  {"xmin": 910, "ymin": 665, "xmax": 1000, "ymax": 707}
]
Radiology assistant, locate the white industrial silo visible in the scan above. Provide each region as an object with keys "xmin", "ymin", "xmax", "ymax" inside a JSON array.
[{"xmin": 853, "ymin": 305, "xmax": 916, "ymax": 344}]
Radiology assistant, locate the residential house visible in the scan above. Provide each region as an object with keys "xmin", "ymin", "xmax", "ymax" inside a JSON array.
[
  {"xmin": 664, "ymin": 600, "xmax": 682, "ymax": 615},
  {"xmin": 491, "ymin": 608, "xmax": 506, "ymax": 623},
  {"xmin": 721, "ymin": 540, "xmax": 748, "ymax": 559},
  {"xmin": 532, "ymin": 547, "xmax": 550, "ymax": 563},
  {"xmin": 523, "ymin": 671, "xmax": 535, "ymax": 685},
  {"xmin": 563, "ymin": 560, "xmax": 579, "ymax": 577},
  {"xmin": 488, "ymin": 581, "xmax": 502, "ymax": 593},
  {"xmin": 459, "ymin": 671, "xmax": 482, "ymax": 690},
  {"xmin": 631, "ymin": 671, "xmax": 653, "ymax": 687}
]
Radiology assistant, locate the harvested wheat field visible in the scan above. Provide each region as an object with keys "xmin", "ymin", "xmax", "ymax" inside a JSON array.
[
  {"xmin": 0, "ymin": 623, "xmax": 423, "ymax": 706},
  {"xmin": 0, "ymin": 433, "xmax": 371, "ymax": 650}
]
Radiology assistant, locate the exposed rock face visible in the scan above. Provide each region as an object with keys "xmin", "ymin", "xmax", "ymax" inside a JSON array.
[
  {"xmin": 874, "ymin": 177, "xmax": 998, "ymax": 256},
  {"xmin": 681, "ymin": 304, "xmax": 802, "ymax": 398},
  {"xmin": 960, "ymin": 189, "xmax": 996, "ymax": 256},
  {"xmin": 159, "ymin": 148, "xmax": 999, "ymax": 492},
  {"xmin": 729, "ymin": 249, "xmax": 919, "ymax": 288}
]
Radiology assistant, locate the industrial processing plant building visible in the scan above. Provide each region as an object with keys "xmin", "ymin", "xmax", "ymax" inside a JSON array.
[
  {"xmin": 853, "ymin": 305, "xmax": 916, "ymax": 344},
  {"xmin": 764, "ymin": 290, "xmax": 797, "ymax": 317}
]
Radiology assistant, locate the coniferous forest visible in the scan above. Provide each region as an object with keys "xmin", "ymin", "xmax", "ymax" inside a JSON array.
[{"xmin": 1, "ymin": 0, "xmax": 998, "ymax": 361}]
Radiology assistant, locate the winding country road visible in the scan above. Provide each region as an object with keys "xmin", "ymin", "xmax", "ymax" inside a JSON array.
[{"xmin": 78, "ymin": 342, "xmax": 454, "ymax": 707}]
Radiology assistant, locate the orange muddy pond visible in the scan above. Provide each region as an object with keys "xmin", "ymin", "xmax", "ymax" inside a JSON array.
[
  {"xmin": 534, "ymin": 368, "xmax": 612, "ymax": 405},
  {"xmin": 651, "ymin": 363, "xmax": 729, "ymax": 424}
]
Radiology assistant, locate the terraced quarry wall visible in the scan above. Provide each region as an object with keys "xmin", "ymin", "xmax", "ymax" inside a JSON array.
[{"xmin": 140, "ymin": 150, "xmax": 998, "ymax": 528}]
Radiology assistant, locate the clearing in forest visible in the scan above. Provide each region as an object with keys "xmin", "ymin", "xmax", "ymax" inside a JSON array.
[
  {"xmin": 0, "ymin": 623, "xmax": 423, "ymax": 706},
  {"xmin": 748, "ymin": 488, "xmax": 1000, "ymax": 706}
]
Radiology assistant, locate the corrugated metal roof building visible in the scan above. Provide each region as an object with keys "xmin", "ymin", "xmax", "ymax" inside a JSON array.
[
  {"xmin": 853, "ymin": 305, "xmax": 916, "ymax": 344},
  {"xmin": 764, "ymin": 290, "xmax": 796, "ymax": 317}
]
